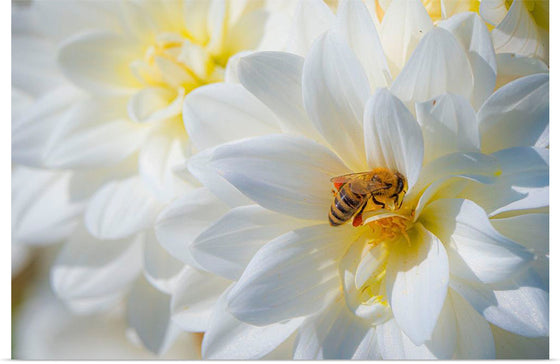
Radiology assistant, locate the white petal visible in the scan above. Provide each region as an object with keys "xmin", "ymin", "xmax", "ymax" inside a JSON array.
[
  {"xmin": 12, "ymin": 87, "xmax": 81, "ymax": 168},
  {"xmin": 191, "ymin": 205, "xmax": 307, "ymax": 280},
  {"xmin": 187, "ymin": 147, "xmax": 253, "ymax": 207},
  {"xmin": 44, "ymin": 97, "xmax": 147, "ymax": 168},
  {"xmin": 138, "ymin": 124, "xmax": 191, "ymax": 203},
  {"xmin": 50, "ymin": 225, "xmax": 142, "ymax": 301},
  {"xmin": 479, "ymin": 0, "xmax": 508, "ymax": 26},
  {"xmin": 491, "ymin": 213, "xmax": 548, "ymax": 286},
  {"xmin": 491, "ymin": 213, "xmax": 548, "ymax": 255},
  {"xmin": 294, "ymin": 297, "xmax": 372, "ymax": 359},
  {"xmin": 495, "ymin": 53, "xmax": 548, "ymax": 89},
  {"xmin": 12, "ymin": 35, "xmax": 63, "ymax": 97},
  {"xmin": 204, "ymin": 0, "xmax": 227, "ymax": 54},
  {"xmin": 478, "ymin": 73, "xmax": 548, "ymax": 153},
  {"xmin": 352, "ymin": 328, "xmax": 382, "ymax": 359},
  {"xmin": 492, "ymin": 0, "xmax": 547, "ymax": 61},
  {"xmin": 58, "ymin": 31, "xmax": 141, "ymax": 94},
  {"xmin": 449, "ymin": 288, "xmax": 495, "ymax": 359},
  {"xmin": 202, "ymin": 134, "xmax": 350, "ymax": 220},
  {"xmin": 12, "ymin": 167, "xmax": 84, "ymax": 245},
  {"xmin": 85, "ymin": 177, "xmax": 163, "ymax": 240},
  {"xmin": 143, "ymin": 230, "xmax": 185, "ymax": 295},
  {"xmin": 461, "ymin": 147, "xmax": 548, "ymax": 217},
  {"xmin": 237, "ymin": 51, "xmax": 320, "ymax": 139},
  {"xmin": 409, "ymin": 151, "xmax": 500, "ymax": 202},
  {"xmin": 127, "ymin": 87, "xmax": 183, "ymax": 124},
  {"xmin": 376, "ymin": 318, "xmax": 436, "ymax": 359},
  {"xmin": 420, "ymin": 198, "xmax": 533, "ymax": 284},
  {"xmin": 171, "ymin": 267, "xmax": 230, "ymax": 333},
  {"xmin": 491, "ymin": 324, "xmax": 548, "ymax": 359},
  {"xmin": 390, "ymin": 27, "xmax": 473, "ymax": 112},
  {"xmin": 386, "ymin": 224, "xmax": 449, "ymax": 345},
  {"xmin": 380, "ymin": 0, "xmax": 433, "ymax": 76},
  {"xmin": 335, "ymin": 0, "xmax": 391, "ymax": 89},
  {"xmin": 203, "ymin": 287, "xmax": 302, "ymax": 359},
  {"xmin": 182, "ymin": 0, "xmax": 210, "ymax": 44},
  {"xmin": 182, "ymin": 83, "xmax": 280, "ymax": 151},
  {"xmin": 423, "ymin": 294, "xmax": 457, "ymax": 359},
  {"xmin": 439, "ymin": 12, "xmax": 497, "ymax": 110},
  {"xmin": 450, "ymin": 269, "xmax": 549, "ymax": 337},
  {"xmin": 154, "ymin": 187, "xmax": 230, "ymax": 268},
  {"xmin": 364, "ymin": 88, "xmax": 424, "ymax": 188},
  {"xmin": 284, "ymin": 0, "xmax": 335, "ymax": 56},
  {"xmin": 227, "ymin": 224, "xmax": 357, "ymax": 326},
  {"xmin": 303, "ymin": 30, "xmax": 370, "ymax": 171},
  {"xmin": 126, "ymin": 277, "xmax": 180, "ymax": 355},
  {"xmin": 415, "ymin": 94, "xmax": 480, "ymax": 163}
]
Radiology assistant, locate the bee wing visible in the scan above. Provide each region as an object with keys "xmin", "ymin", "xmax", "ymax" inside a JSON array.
[
  {"xmin": 330, "ymin": 172, "xmax": 372, "ymax": 185},
  {"xmin": 330, "ymin": 172, "xmax": 386, "ymax": 194}
]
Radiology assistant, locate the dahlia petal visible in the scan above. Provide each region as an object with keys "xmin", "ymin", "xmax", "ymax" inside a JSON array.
[
  {"xmin": 284, "ymin": 0, "xmax": 335, "ymax": 56},
  {"xmin": 58, "ymin": 31, "xmax": 141, "ymax": 94},
  {"xmin": 154, "ymin": 187, "xmax": 229, "ymax": 268},
  {"xmin": 182, "ymin": 83, "xmax": 280, "ymax": 152},
  {"xmin": 450, "ymin": 269, "xmax": 549, "ymax": 338},
  {"xmin": 203, "ymin": 287, "xmax": 302, "ymax": 359},
  {"xmin": 439, "ymin": 12, "xmax": 497, "ymax": 110},
  {"xmin": 50, "ymin": 225, "xmax": 142, "ymax": 301},
  {"xmin": 491, "ymin": 324, "xmax": 549, "ymax": 359},
  {"xmin": 461, "ymin": 147, "xmax": 548, "ymax": 217},
  {"xmin": 127, "ymin": 87, "xmax": 183, "ymax": 124},
  {"xmin": 143, "ymin": 230, "xmax": 185, "ymax": 295},
  {"xmin": 390, "ymin": 27, "xmax": 473, "ymax": 112},
  {"xmin": 415, "ymin": 94, "xmax": 480, "ymax": 163},
  {"xmin": 12, "ymin": 167, "xmax": 84, "ymax": 245},
  {"xmin": 376, "ymin": 318, "xmax": 435, "ymax": 359},
  {"xmin": 294, "ymin": 298, "xmax": 372, "ymax": 359},
  {"xmin": 182, "ymin": 0, "xmax": 211, "ymax": 44},
  {"xmin": 478, "ymin": 74, "xmax": 549, "ymax": 153},
  {"xmin": 191, "ymin": 205, "xmax": 307, "ymax": 280},
  {"xmin": 227, "ymin": 224, "xmax": 357, "ymax": 325},
  {"xmin": 171, "ymin": 267, "xmax": 230, "ymax": 333},
  {"xmin": 126, "ymin": 277, "xmax": 180, "ymax": 355},
  {"xmin": 492, "ymin": 0, "xmax": 547, "ymax": 61},
  {"xmin": 303, "ymin": 30, "xmax": 370, "ymax": 171},
  {"xmin": 450, "ymin": 289, "xmax": 495, "ymax": 359},
  {"xmin": 495, "ymin": 53, "xmax": 548, "ymax": 89},
  {"xmin": 380, "ymin": 0, "xmax": 433, "ymax": 76},
  {"xmin": 12, "ymin": 87, "xmax": 81, "ymax": 168},
  {"xmin": 386, "ymin": 224, "xmax": 449, "ymax": 345},
  {"xmin": 187, "ymin": 148, "xmax": 253, "ymax": 207},
  {"xmin": 364, "ymin": 88, "xmax": 424, "ymax": 188},
  {"xmin": 335, "ymin": 0, "xmax": 391, "ymax": 89},
  {"xmin": 11, "ymin": 35, "xmax": 63, "ymax": 97},
  {"xmin": 138, "ymin": 125, "xmax": 191, "ymax": 203},
  {"xmin": 420, "ymin": 198, "xmax": 533, "ymax": 284},
  {"xmin": 352, "ymin": 328, "xmax": 382, "ymax": 359},
  {"xmin": 237, "ymin": 51, "xmax": 320, "ymax": 139},
  {"xmin": 424, "ymin": 294, "xmax": 456, "ymax": 359},
  {"xmin": 85, "ymin": 176, "xmax": 163, "ymax": 240},
  {"xmin": 44, "ymin": 97, "xmax": 147, "ymax": 168},
  {"xmin": 202, "ymin": 135, "xmax": 350, "ymax": 220},
  {"xmin": 479, "ymin": 0, "xmax": 508, "ymax": 26}
]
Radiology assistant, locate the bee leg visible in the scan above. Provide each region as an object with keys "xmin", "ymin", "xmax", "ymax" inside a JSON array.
[
  {"xmin": 371, "ymin": 196, "xmax": 385, "ymax": 209},
  {"xmin": 352, "ymin": 203, "xmax": 367, "ymax": 227}
]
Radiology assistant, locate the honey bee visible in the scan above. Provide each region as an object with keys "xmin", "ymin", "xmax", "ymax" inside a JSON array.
[{"xmin": 328, "ymin": 168, "xmax": 408, "ymax": 227}]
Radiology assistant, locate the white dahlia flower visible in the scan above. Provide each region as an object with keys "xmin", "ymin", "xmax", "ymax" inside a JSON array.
[
  {"xmin": 154, "ymin": 0, "xmax": 548, "ymax": 359},
  {"xmin": 12, "ymin": 0, "xmax": 296, "ymax": 354}
]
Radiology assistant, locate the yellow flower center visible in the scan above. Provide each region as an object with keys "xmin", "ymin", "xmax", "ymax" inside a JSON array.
[
  {"xmin": 131, "ymin": 32, "xmax": 225, "ymax": 95},
  {"xmin": 367, "ymin": 215, "xmax": 411, "ymax": 244}
]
